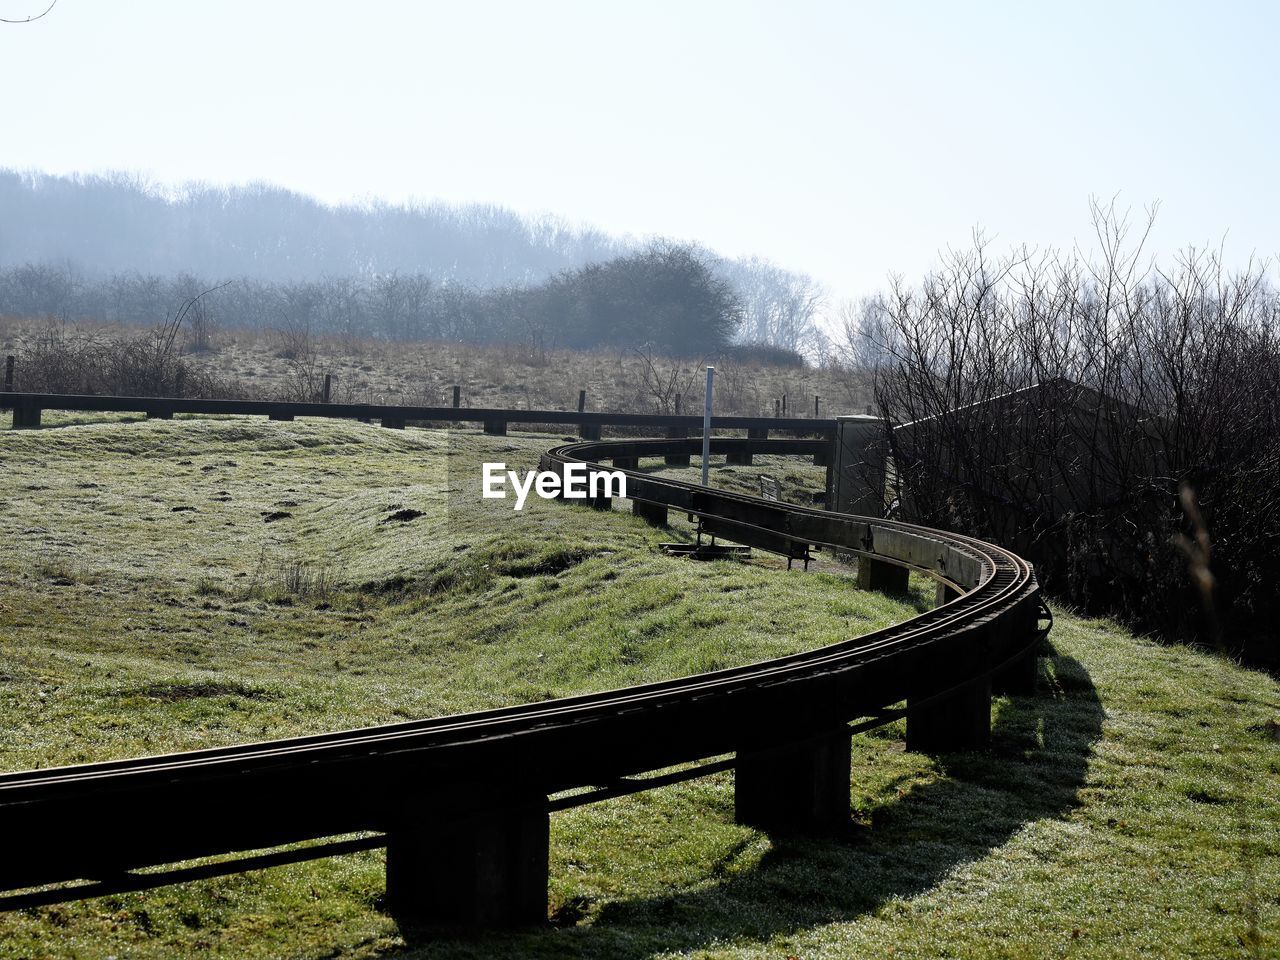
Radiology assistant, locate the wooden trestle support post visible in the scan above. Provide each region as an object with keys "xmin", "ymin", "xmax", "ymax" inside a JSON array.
[{"xmin": 385, "ymin": 794, "xmax": 550, "ymax": 928}]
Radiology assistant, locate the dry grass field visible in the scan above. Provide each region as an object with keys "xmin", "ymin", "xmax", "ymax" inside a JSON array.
[{"xmin": 0, "ymin": 316, "xmax": 870, "ymax": 418}]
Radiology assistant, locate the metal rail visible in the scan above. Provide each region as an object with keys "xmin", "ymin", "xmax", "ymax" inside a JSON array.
[{"xmin": 0, "ymin": 419, "xmax": 1043, "ymax": 929}]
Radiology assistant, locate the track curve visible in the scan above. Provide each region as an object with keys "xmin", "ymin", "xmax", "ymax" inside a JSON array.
[{"xmin": 0, "ymin": 429, "xmax": 1044, "ymax": 922}]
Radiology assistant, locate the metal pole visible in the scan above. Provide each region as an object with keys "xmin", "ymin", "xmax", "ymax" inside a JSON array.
[{"xmin": 701, "ymin": 366, "xmax": 714, "ymax": 486}]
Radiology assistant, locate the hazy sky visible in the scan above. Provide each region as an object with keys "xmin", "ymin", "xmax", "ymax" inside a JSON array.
[{"xmin": 2, "ymin": 0, "xmax": 1277, "ymax": 306}]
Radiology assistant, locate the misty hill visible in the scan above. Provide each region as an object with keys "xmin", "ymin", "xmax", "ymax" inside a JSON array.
[
  {"xmin": 0, "ymin": 170, "xmax": 829, "ymax": 356},
  {"xmin": 0, "ymin": 170, "xmax": 626, "ymax": 286}
]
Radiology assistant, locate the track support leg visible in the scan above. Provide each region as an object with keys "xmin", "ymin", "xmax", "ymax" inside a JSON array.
[
  {"xmin": 992, "ymin": 600, "xmax": 1040, "ymax": 696},
  {"xmin": 147, "ymin": 410, "xmax": 173, "ymax": 420},
  {"xmin": 906, "ymin": 676, "xmax": 991, "ymax": 753},
  {"xmin": 857, "ymin": 557, "xmax": 909, "ymax": 593},
  {"xmin": 631, "ymin": 499, "xmax": 668, "ymax": 526},
  {"xmin": 385, "ymin": 797, "xmax": 549, "ymax": 929},
  {"xmin": 381, "ymin": 416, "xmax": 406, "ymax": 429},
  {"xmin": 484, "ymin": 419, "xmax": 507, "ymax": 436},
  {"xmin": 12, "ymin": 402, "xmax": 40, "ymax": 429},
  {"xmin": 993, "ymin": 651, "xmax": 1039, "ymax": 696},
  {"xmin": 735, "ymin": 728, "xmax": 851, "ymax": 834},
  {"xmin": 664, "ymin": 426, "xmax": 689, "ymax": 466}
]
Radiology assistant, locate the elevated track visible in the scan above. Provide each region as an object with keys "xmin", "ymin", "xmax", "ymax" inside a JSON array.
[{"xmin": 0, "ymin": 399, "xmax": 1046, "ymax": 928}]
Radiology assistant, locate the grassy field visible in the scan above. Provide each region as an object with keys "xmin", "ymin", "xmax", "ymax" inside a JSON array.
[{"xmin": 0, "ymin": 416, "xmax": 1276, "ymax": 959}]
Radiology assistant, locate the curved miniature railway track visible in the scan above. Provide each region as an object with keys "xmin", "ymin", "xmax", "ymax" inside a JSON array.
[{"xmin": 0, "ymin": 407, "xmax": 1046, "ymax": 929}]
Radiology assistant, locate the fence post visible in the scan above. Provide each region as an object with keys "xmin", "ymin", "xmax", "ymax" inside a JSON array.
[
  {"xmin": 174, "ymin": 367, "xmax": 185, "ymax": 399},
  {"xmin": 577, "ymin": 390, "xmax": 586, "ymax": 413},
  {"xmin": 453, "ymin": 385, "xmax": 461, "ymax": 409},
  {"xmin": 674, "ymin": 394, "xmax": 682, "ymax": 415},
  {"xmin": 814, "ymin": 395, "xmax": 820, "ymax": 418},
  {"xmin": 323, "ymin": 373, "xmax": 332, "ymax": 403},
  {"xmin": 774, "ymin": 398, "xmax": 780, "ymax": 418},
  {"xmin": 3, "ymin": 355, "xmax": 13, "ymax": 393},
  {"xmin": 782, "ymin": 394, "xmax": 787, "ymax": 417},
  {"xmin": 701, "ymin": 367, "xmax": 714, "ymax": 486}
]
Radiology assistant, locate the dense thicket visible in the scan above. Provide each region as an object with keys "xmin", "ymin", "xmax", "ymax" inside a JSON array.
[
  {"xmin": 0, "ymin": 170, "xmax": 827, "ymax": 355},
  {"xmin": 847, "ymin": 206, "xmax": 1280, "ymax": 664}
]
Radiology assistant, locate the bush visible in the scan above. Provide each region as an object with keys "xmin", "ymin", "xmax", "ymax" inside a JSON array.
[{"xmin": 11, "ymin": 320, "xmax": 235, "ymax": 398}]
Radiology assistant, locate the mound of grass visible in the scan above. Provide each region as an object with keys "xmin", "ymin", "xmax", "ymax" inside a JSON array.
[
  {"xmin": 0, "ymin": 418, "xmax": 1275, "ymax": 959},
  {"xmin": 0, "ymin": 416, "xmax": 923, "ymax": 766}
]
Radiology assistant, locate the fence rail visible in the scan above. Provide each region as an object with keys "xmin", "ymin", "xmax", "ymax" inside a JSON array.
[{"xmin": 0, "ymin": 391, "xmax": 837, "ymax": 436}]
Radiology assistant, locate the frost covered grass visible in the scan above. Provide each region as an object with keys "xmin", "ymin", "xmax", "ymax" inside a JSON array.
[{"xmin": 0, "ymin": 417, "xmax": 1275, "ymax": 958}]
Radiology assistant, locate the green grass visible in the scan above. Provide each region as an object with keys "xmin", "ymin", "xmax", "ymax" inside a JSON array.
[{"xmin": 0, "ymin": 418, "xmax": 1276, "ymax": 959}]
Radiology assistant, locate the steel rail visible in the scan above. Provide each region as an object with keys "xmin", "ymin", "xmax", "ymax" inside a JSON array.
[{"xmin": 0, "ymin": 428, "xmax": 1042, "ymax": 922}]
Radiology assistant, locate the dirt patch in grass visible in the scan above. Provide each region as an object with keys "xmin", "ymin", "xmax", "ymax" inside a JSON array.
[
  {"xmin": 124, "ymin": 679, "xmax": 275, "ymax": 703},
  {"xmin": 381, "ymin": 508, "xmax": 424, "ymax": 524}
]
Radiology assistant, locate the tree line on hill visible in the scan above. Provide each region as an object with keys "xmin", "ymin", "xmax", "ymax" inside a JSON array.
[
  {"xmin": 0, "ymin": 170, "xmax": 828, "ymax": 358},
  {"xmin": 0, "ymin": 245, "xmax": 805, "ymax": 359}
]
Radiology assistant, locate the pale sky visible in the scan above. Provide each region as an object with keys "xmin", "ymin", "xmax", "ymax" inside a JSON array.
[{"xmin": 2, "ymin": 0, "xmax": 1277, "ymax": 305}]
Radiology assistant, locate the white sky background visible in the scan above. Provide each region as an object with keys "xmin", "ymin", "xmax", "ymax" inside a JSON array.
[{"xmin": 2, "ymin": 0, "xmax": 1277, "ymax": 309}]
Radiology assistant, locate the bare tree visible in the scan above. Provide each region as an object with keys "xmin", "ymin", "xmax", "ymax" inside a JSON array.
[
  {"xmin": 867, "ymin": 202, "xmax": 1280, "ymax": 662},
  {"xmin": 0, "ymin": 0, "xmax": 56, "ymax": 24}
]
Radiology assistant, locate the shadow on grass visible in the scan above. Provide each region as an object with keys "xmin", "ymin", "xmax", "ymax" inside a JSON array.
[{"xmin": 397, "ymin": 650, "xmax": 1102, "ymax": 958}]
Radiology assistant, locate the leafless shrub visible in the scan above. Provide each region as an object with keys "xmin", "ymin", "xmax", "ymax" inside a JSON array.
[
  {"xmin": 183, "ymin": 290, "xmax": 219, "ymax": 353},
  {"xmin": 632, "ymin": 344, "xmax": 704, "ymax": 413},
  {"xmin": 867, "ymin": 200, "xmax": 1280, "ymax": 663},
  {"xmin": 273, "ymin": 309, "xmax": 313, "ymax": 361},
  {"xmin": 16, "ymin": 319, "xmax": 233, "ymax": 398}
]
